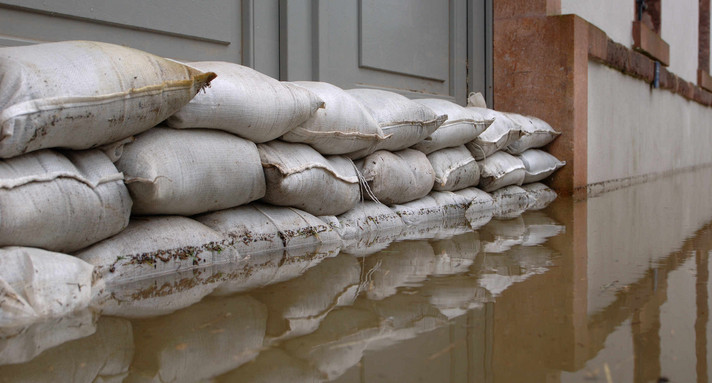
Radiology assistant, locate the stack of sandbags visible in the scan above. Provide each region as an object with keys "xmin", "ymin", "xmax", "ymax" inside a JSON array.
[{"xmin": 0, "ymin": 40, "xmax": 216, "ymax": 325}]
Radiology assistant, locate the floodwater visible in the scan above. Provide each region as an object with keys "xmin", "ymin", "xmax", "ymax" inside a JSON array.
[{"xmin": 2, "ymin": 168, "xmax": 712, "ymax": 383}]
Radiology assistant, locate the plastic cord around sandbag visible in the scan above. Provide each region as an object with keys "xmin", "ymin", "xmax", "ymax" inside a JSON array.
[{"xmin": 348, "ymin": 158, "xmax": 383, "ymax": 205}]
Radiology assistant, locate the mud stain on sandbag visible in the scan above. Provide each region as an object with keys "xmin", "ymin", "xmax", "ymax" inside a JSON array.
[{"xmin": 108, "ymin": 241, "xmax": 228, "ymax": 273}]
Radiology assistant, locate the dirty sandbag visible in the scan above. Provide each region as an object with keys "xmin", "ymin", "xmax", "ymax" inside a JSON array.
[
  {"xmin": 0, "ymin": 149, "xmax": 131, "ymax": 253},
  {"xmin": 357, "ymin": 149, "xmax": 435, "ymax": 204},
  {"xmin": 521, "ymin": 210, "xmax": 565, "ymax": 247},
  {"xmin": 517, "ymin": 149, "xmax": 566, "ymax": 184},
  {"xmin": 196, "ymin": 203, "xmax": 340, "ymax": 256},
  {"xmin": 392, "ymin": 189, "xmax": 477, "ymax": 226},
  {"xmin": 522, "ymin": 182, "xmax": 558, "ymax": 210},
  {"xmin": 0, "ymin": 309, "xmax": 96, "ymax": 365},
  {"xmin": 281, "ymin": 307, "xmax": 382, "ymax": 381},
  {"xmin": 75, "ymin": 216, "xmax": 238, "ymax": 284},
  {"xmin": 95, "ymin": 265, "xmax": 226, "ymax": 318},
  {"xmin": 326, "ymin": 202, "xmax": 404, "ymax": 257},
  {"xmin": 411, "ymin": 98, "xmax": 491, "ymax": 154},
  {"xmin": 479, "ymin": 215, "xmax": 527, "ymax": 254},
  {"xmin": 250, "ymin": 255, "xmax": 361, "ymax": 343},
  {"xmin": 166, "ymin": 61, "xmax": 323, "ymax": 143},
  {"xmin": 346, "ymin": 89, "xmax": 446, "ymax": 156},
  {"xmin": 427, "ymin": 145, "xmax": 480, "ymax": 191},
  {"xmin": 116, "ymin": 126, "xmax": 265, "ymax": 216},
  {"xmin": 397, "ymin": 214, "xmax": 470, "ymax": 241},
  {"xmin": 362, "ymin": 241, "xmax": 437, "ymax": 300},
  {"xmin": 0, "ymin": 247, "xmax": 98, "ymax": 328},
  {"xmin": 0, "ymin": 41, "xmax": 214, "ymax": 159},
  {"xmin": 126, "ymin": 295, "xmax": 266, "ymax": 383},
  {"xmin": 211, "ymin": 241, "xmax": 340, "ymax": 297},
  {"xmin": 216, "ymin": 348, "xmax": 322, "ymax": 383},
  {"xmin": 456, "ymin": 187, "xmax": 496, "ymax": 211},
  {"xmin": 259, "ymin": 141, "xmax": 360, "ymax": 216},
  {"xmin": 504, "ymin": 113, "xmax": 561, "ymax": 154},
  {"xmin": 281, "ymin": 81, "xmax": 386, "ymax": 156},
  {"xmin": 477, "ymin": 151, "xmax": 526, "ymax": 192},
  {"xmin": 464, "ymin": 108, "xmax": 523, "ymax": 160},
  {"xmin": 0, "ymin": 316, "xmax": 134, "ymax": 382},
  {"xmin": 492, "ymin": 185, "xmax": 532, "ymax": 219}
]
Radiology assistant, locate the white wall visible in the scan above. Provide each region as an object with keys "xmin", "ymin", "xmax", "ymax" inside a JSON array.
[
  {"xmin": 662, "ymin": 0, "xmax": 699, "ymax": 82},
  {"xmin": 561, "ymin": 0, "xmax": 634, "ymax": 46},
  {"xmin": 587, "ymin": 62, "xmax": 712, "ymax": 185}
]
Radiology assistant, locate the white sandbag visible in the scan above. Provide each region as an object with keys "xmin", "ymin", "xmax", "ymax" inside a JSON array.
[
  {"xmin": 491, "ymin": 185, "xmax": 532, "ymax": 219},
  {"xmin": 166, "ymin": 61, "xmax": 323, "ymax": 143},
  {"xmin": 0, "ymin": 149, "xmax": 132, "ymax": 253},
  {"xmin": 522, "ymin": 182, "xmax": 558, "ymax": 210},
  {"xmin": 504, "ymin": 113, "xmax": 561, "ymax": 154},
  {"xmin": 464, "ymin": 107, "xmax": 523, "ymax": 160},
  {"xmin": 346, "ymin": 89, "xmax": 446, "ymax": 156},
  {"xmin": 427, "ymin": 145, "xmax": 480, "ymax": 191},
  {"xmin": 116, "ymin": 127, "xmax": 265, "ymax": 216},
  {"xmin": 411, "ymin": 98, "xmax": 491, "ymax": 154},
  {"xmin": 517, "ymin": 149, "xmax": 566, "ymax": 184},
  {"xmin": 392, "ymin": 189, "xmax": 478, "ymax": 226},
  {"xmin": 0, "ymin": 41, "xmax": 214, "ymax": 159},
  {"xmin": 477, "ymin": 151, "xmax": 526, "ymax": 192},
  {"xmin": 281, "ymin": 81, "xmax": 385, "ymax": 155},
  {"xmin": 329, "ymin": 202, "xmax": 404, "ymax": 256},
  {"xmin": 196, "ymin": 203, "xmax": 341, "ymax": 255},
  {"xmin": 75, "ymin": 216, "xmax": 238, "ymax": 284},
  {"xmin": 259, "ymin": 141, "xmax": 360, "ymax": 216},
  {"xmin": 0, "ymin": 247, "xmax": 96, "ymax": 328},
  {"xmin": 0, "ymin": 317, "xmax": 134, "ymax": 382},
  {"xmin": 357, "ymin": 149, "xmax": 435, "ymax": 204}
]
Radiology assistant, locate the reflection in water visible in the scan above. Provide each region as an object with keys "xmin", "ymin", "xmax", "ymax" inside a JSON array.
[{"xmin": 3, "ymin": 168, "xmax": 712, "ymax": 382}]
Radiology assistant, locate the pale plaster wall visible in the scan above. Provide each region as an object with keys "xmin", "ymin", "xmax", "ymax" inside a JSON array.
[
  {"xmin": 662, "ymin": 0, "xmax": 699, "ymax": 82},
  {"xmin": 587, "ymin": 62, "xmax": 712, "ymax": 186},
  {"xmin": 561, "ymin": 0, "xmax": 634, "ymax": 46}
]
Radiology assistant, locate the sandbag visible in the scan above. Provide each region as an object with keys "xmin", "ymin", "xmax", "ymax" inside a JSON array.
[
  {"xmin": 392, "ymin": 189, "xmax": 482, "ymax": 226},
  {"xmin": 357, "ymin": 149, "xmax": 435, "ymax": 205},
  {"xmin": 196, "ymin": 203, "xmax": 341, "ymax": 255},
  {"xmin": 412, "ymin": 98, "xmax": 491, "ymax": 154},
  {"xmin": 464, "ymin": 107, "xmax": 523, "ymax": 160},
  {"xmin": 328, "ymin": 202, "xmax": 404, "ymax": 256},
  {"xmin": 477, "ymin": 151, "xmax": 526, "ymax": 192},
  {"xmin": 259, "ymin": 141, "xmax": 360, "ymax": 216},
  {"xmin": 0, "ymin": 149, "xmax": 131, "ymax": 252},
  {"xmin": 281, "ymin": 81, "xmax": 385, "ymax": 155},
  {"xmin": 522, "ymin": 182, "xmax": 558, "ymax": 210},
  {"xmin": 0, "ymin": 247, "xmax": 96, "ymax": 328},
  {"xmin": 491, "ymin": 185, "xmax": 532, "ymax": 219},
  {"xmin": 427, "ymin": 145, "xmax": 480, "ymax": 191},
  {"xmin": 346, "ymin": 89, "xmax": 446, "ymax": 156},
  {"xmin": 116, "ymin": 126, "xmax": 265, "ymax": 216},
  {"xmin": 517, "ymin": 149, "xmax": 566, "ymax": 184},
  {"xmin": 0, "ymin": 40, "xmax": 214, "ymax": 158},
  {"xmin": 504, "ymin": 113, "xmax": 561, "ymax": 154},
  {"xmin": 166, "ymin": 61, "xmax": 323, "ymax": 143},
  {"xmin": 75, "ymin": 216, "xmax": 238, "ymax": 284}
]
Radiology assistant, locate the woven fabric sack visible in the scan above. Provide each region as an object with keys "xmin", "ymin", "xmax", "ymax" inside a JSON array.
[
  {"xmin": 477, "ymin": 151, "xmax": 526, "ymax": 192},
  {"xmin": 517, "ymin": 149, "xmax": 566, "ymax": 184},
  {"xmin": 504, "ymin": 113, "xmax": 561, "ymax": 154},
  {"xmin": 427, "ymin": 145, "xmax": 480, "ymax": 192},
  {"xmin": 281, "ymin": 82, "xmax": 386, "ymax": 155},
  {"xmin": 196, "ymin": 203, "xmax": 341, "ymax": 256},
  {"xmin": 522, "ymin": 182, "xmax": 558, "ymax": 210},
  {"xmin": 357, "ymin": 149, "xmax": 435, "ymax": 205},
  {"xmin": 75, "ymin": 216, "xmax": 238, "ymax": 284},
  {"xmin": 464, "ymin": 107, "xmax": 523, "ymax": 160},
  {"xmin": 259, "ymin": 141, "xmax": 360, "ymax": 216},
  {"xmin": 0, "ymin": 40, "xmax": 214, "ymax": 158},
  {"xmin": 166, "ymin": 61, "xmax": 323, "ymax": 143},
  {"xmin": 116, "ymin": 127, "xmax": 265, "ymax": 216},
  {"xmin": 412, "ymin": 98, "xmax": 491, "ymax": 154},
  {"xmin": 0, "ymin": 149, "xmax": 131, "ymax": 252},
  {"xmin": 346, "ymin": 89, "xmax": 446, "ymax": 157},
  {"xmin": 0, "ymin": 247, "xmax": 96, "ymax": 327},
  {"xmin": 491, "ymin": 185, "xmax": 532, "ymax": 219}
]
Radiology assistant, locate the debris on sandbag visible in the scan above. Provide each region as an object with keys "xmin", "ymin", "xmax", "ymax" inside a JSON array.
[
  {"xmin": 282, "ymin": 81, "xmax": 386, "ymax": 156},
  {"xmin": 0, "ymin": 149, "xmax": 131, "ymax": 253},
  {"xmin": 166, "ymin": 61, "xmax": 323, "ymax": 143},
  {"xmin": 0, "ymin": 40, "xmax": 214, "ymax": 158},
  {"xmin": 491, "ymin": 185, "xmax": 533, "ymax": 219},
  {"xmin": 522, "ymin": 182, "xmax": 559, "ymax": 210},
  {"xmin": 0, "ymin": 247, "xmax": 98, "ymax": 328},
  {"xmin": 325, "ymin": 202, "xmax": 405, "ymax": 257},
  {"xmin": 411, "ymin": 98, "xmax": 492, "ymax": 154}
]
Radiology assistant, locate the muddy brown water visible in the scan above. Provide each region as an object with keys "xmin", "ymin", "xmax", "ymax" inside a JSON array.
[{"xmin": 2, "ymin": 167, "xmax": 712, "ymax": 382}]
